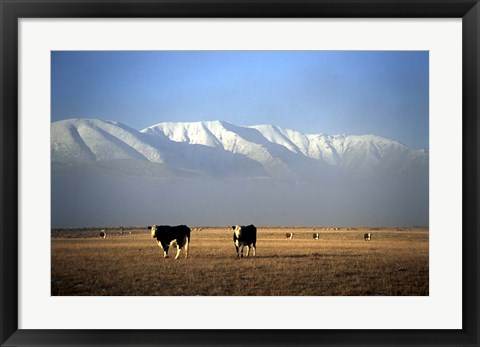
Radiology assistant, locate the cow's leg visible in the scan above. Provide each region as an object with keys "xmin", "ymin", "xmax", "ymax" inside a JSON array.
[
  {"xmin": 252, "ymin": 243, "xmax": 256, "ymax": 257},
  {"xmin": 157, "ymin": 241, "xmax": 168, "ymax": 258},
  {"xmin": 239, "ymin": 244, "xmax": 244, "ymax": 258},
  {"xmin": 235, "ymin": 245, "xmax": 240, "ymax": 258},
  {"xmin": 245, "ymin": 245, "xmax": 250, "ymax": 257},
  {"xmin": 162, "ymin": 243, "xmax": 169, "ymax": 258},
  {"xmin": 174, "ymin": 238, "xmax": 187, "ymax": 260},
  {"xmin": 175, "ymin": 244, "xmax": 182, "ymax": 260},
  {"xmin": 184, "ymin": 236, "xmax": 189, "ymax": 259}
]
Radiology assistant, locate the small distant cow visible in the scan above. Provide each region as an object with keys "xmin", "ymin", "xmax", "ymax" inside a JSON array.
[
  {"xmin": 286, "ymin": 232, "xmax": 294, "ymax": 239},
  {"xmin": 364, "ymin": 233, "xmax": 372, "ymax": 241},
  {"xmin": 148, "ymin": 225, "xmax": 191, "ymax": 259},
  {"xmin": 313, "ymin": 233, "xmax": 319, "ymax": 240},
  {"xmin": 231, "ymin": 225, "xmax": 257, "ymax": 258},
  {"xmin": 99, "ymin": 230, "xmax": 106, "ymax": 238}
]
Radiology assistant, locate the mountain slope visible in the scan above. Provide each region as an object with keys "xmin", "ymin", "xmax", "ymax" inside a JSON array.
[
  {"xmin": 141, "ymin": 120, "xmax": 428, "ymax": 177},
  {"xmin": 52, "ymin": 118, "xmax": 428, "ymax": 179},
  {"xmin": 51, "ymin": 119, "xmax": 268, "ymax": 178},
  {"xmin": 51, "ymin": 119, "xmax": 166, "ymax": 163},
  {"xmin": 51, "ymin": 118, "xmax": 429, "ymax": 227}
]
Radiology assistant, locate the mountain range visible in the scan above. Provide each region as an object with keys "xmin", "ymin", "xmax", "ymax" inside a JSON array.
[
  {"xmin": 51, "ymin": 119, "xmax": 428, "ymax": 228},
  {"xmin": 52, "ymin": 119, "xmax": 427, "ymax": 179}
]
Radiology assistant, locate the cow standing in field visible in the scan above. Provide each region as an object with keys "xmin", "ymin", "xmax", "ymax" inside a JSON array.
[
  {"xmin": 148, "ymin": 225, "xmax": 191, "ymax": 259},
  {"xmin": 364, "ymin": 233, "xmax": 372, "ymax": 241},
  {"xmin": 99, "ymin": 230, "xmax": 107, "ymax": 238},
  {"xmin": 313, "ymin": 233, "xmax": 319, "ymax": 240},
  {"xmin": 231, "ymin": 225, "xmax": 257, "ymax": 258},
  {"xmin": 286, "ymin": 232, "xmax": 294, "ymax": 239}
]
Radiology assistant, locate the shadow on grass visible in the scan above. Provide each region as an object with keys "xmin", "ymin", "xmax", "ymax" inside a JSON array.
[{"xmin": 239, "ymin": 253, "xmax": 365, "ymax": 259}]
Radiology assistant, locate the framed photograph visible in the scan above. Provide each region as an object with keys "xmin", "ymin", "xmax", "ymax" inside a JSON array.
[{"xmin": 1, "ymin": 0, "xmax": 479, "ymax": 346}]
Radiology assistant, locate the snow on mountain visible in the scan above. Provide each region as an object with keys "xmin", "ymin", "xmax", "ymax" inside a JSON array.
[
  {"xmin": 249, "ymin": 123, "xmax": 428, "ymax": 174},
  {"xmin": 51, "ymin": 119, "xmax": 165, "ymax": 163},
  {"xmin": 141, "ymin": 120, "xmax": 296, "ymax": 177},
  {"xmin": 51, "ymin": 119, "xmax": 268, "ymax": 178},
  {"xmin": 51, "ymin": 118, "xmax": 428, "ymax": 180},
  {"xmin": 142, "ymin": 120, "xmax": 428, "ymax": 176},
  {"xmin": 51, "ymin": 118, "xmax": 429, "ymax": 227}
]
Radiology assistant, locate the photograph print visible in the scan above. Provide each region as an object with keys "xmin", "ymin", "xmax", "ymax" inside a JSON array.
[{"xmin": 51, "ymin": 51, "xmax": 429, "ymax": 296}]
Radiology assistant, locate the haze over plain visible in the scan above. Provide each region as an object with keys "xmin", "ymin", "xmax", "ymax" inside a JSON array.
[{"xmin": 51, "ymin": 118, "xmax": 428, "ymax": 227}]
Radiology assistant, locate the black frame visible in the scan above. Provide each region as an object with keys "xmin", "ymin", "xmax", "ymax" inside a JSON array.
[{"xmin": 1, "ymin": 1, "xmax": 479, "ymax": 346}]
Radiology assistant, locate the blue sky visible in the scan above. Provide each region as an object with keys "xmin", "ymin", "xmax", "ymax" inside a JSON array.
[{"xmin": 51, "ymin": 51, "xmax": 429, "ymax": 149}]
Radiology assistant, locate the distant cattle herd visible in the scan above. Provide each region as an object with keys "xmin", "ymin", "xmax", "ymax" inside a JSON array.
[{"xmin": 98, "ymin": 226, "xmax": 374, "ymax": 259}]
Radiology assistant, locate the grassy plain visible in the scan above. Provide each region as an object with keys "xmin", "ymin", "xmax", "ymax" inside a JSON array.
[{"xmin": 51, "ymin": 227, "xmax": 428, "ymax": 296}]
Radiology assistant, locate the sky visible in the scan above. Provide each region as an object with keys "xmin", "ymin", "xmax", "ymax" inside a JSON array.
[{"xmin": 51, "ymin": 51, "xmax": 429, "ymax": 149}]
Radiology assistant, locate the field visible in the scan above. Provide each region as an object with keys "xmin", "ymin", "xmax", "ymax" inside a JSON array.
[{"xmin": 51, "ymin": 227, "xmax": 428, "ymax": 296}]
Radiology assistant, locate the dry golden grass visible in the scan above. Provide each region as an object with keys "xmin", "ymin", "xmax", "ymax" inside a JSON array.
[{"xmin": 51, "ymin": 227, "xmax": 428, "ymax": 296}]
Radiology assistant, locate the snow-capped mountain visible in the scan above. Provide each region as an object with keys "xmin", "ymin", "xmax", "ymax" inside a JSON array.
[
  {"xmin": 141, "ymin": 120, "xmax": 427, "ymax": 177},
  {"xmin": 51, "ymin": 118, "xmax": 166, "ymax": 163},
  {"xmin": 51, "ymin": 119, "xmax": 268, "ymax": 178},
  {"xmin": 52, "ymin": 118, "xmax": 428, "ymax": 179},
  {"xmin": 51, "ymin": 118, "xmax": 428, "ymax": 228}
]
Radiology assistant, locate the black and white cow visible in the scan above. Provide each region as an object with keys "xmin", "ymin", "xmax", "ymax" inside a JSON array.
[
  {"xmin": 148, "ymin": 225, "xmax": 191, "ymax": 259},
  {"xmin": 231, "ymin": 225, "xmax": 257, "ymax": 258},
  {"xmin": 313, "ymin": 233, "xmax": 319, "ymax": 240},
  {"xmin": 364, "ymin": 233, "xmax": 372, "ymax": 241}
]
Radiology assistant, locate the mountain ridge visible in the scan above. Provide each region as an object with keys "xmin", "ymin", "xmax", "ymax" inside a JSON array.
[
  {"xmin": 52, "ymin": 118, "xmax": 428, "ymax": 179},
  {"xmin": 51, "ymin": 118, "xmax": 429, "ymax": 227}
]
